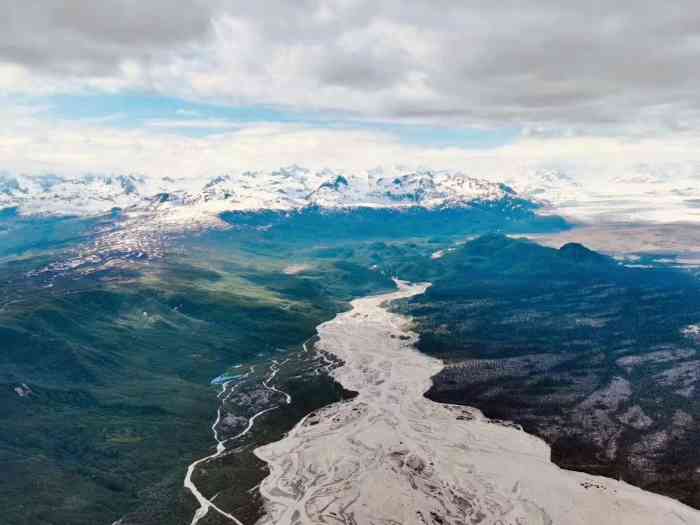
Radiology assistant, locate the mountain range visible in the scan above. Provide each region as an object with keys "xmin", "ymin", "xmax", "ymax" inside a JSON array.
[
  {"xmin": 5, "ymin": 161, "xmax": 700, "ymax": 226},
  {"xmin": 0, "ymin": 167, "xmax": 519, "ymax": 222}
]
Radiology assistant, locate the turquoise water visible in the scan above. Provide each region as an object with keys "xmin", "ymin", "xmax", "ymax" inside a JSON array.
[{"xmin": 210, "ymin": 373, "xmax": 242, "ymax": 385}]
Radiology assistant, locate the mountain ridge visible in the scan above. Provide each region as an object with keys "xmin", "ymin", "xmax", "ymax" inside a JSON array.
[{"xmin": 0, "ymin": 167, "xmax": 531, "ymax": 223}]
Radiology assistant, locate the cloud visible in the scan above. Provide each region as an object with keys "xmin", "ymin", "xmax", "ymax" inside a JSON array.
[
  {"xmin": 3, "ymin": 102, "xmax": 700, "ymax": 181},
  {"xmin": 1, "ymin": 1, "xmax": 219, "ymax": 73},
  {"xmin": 3, "ymin": 1, "xmax": 700, "ymax": 132}
]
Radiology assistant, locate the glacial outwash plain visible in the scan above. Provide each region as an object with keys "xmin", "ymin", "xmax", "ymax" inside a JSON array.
[{"xmin": 254, "ymin": 281, "xmax": 700, "ymax": 525}]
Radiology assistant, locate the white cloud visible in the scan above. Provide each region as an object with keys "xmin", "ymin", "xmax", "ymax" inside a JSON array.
[
  {"xmin": 4, "ymin": 2, "xmax": 700, "ymax": 133},
  {"xmin": 2, "ymin": 103, "xmax": 700, "ymax": 177}
]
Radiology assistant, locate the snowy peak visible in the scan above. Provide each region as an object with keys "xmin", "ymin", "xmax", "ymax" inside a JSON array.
[
  {"xmin": 372, "ymin": 170, "xmax": 514, "ymax": 208},
  {"xmin": 318, "ymin": 175, "xmax": 349, "ymax": 192},
  {"xmin": 0, "ymin": 167, "xmax": 526, "ymax": 226},
  {"xmin": 7, "ymin": 161, "xmax": 700, "ymax": 226},
  {"xmin": 0, "ymin": 173, "xmax": 158, "ymax": 216}
]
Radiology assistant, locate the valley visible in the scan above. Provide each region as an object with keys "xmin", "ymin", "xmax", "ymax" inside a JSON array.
[
  {"xmin": 254, "ymin": 280, "xmax": 699, "ymax": 525},
  {"xmin": 2, "ymin": 187, "xmax": 700, "ymax": 524}
]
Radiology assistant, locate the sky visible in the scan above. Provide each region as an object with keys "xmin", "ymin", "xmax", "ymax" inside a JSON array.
[{"xmin": 4, "ymin": 1, "xmax": 700, "ymax": 178}]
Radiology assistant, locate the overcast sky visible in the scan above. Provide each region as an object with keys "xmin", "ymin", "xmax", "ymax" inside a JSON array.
[{"xmin": 3, "ymin": 1, "xmax": 700, "ymax": 177}]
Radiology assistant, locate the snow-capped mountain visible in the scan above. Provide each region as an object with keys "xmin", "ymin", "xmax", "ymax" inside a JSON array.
[
  {"xmin": 0, "ymin": 167, "xmax": 522, "ymax": 225},
  {"xmin": 6, "ymin": 161, "xmax": 700, "ymax": 227},
  {"xmin": 0, "ymin": 173, "xmax": 171, "ymax": 217}
]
